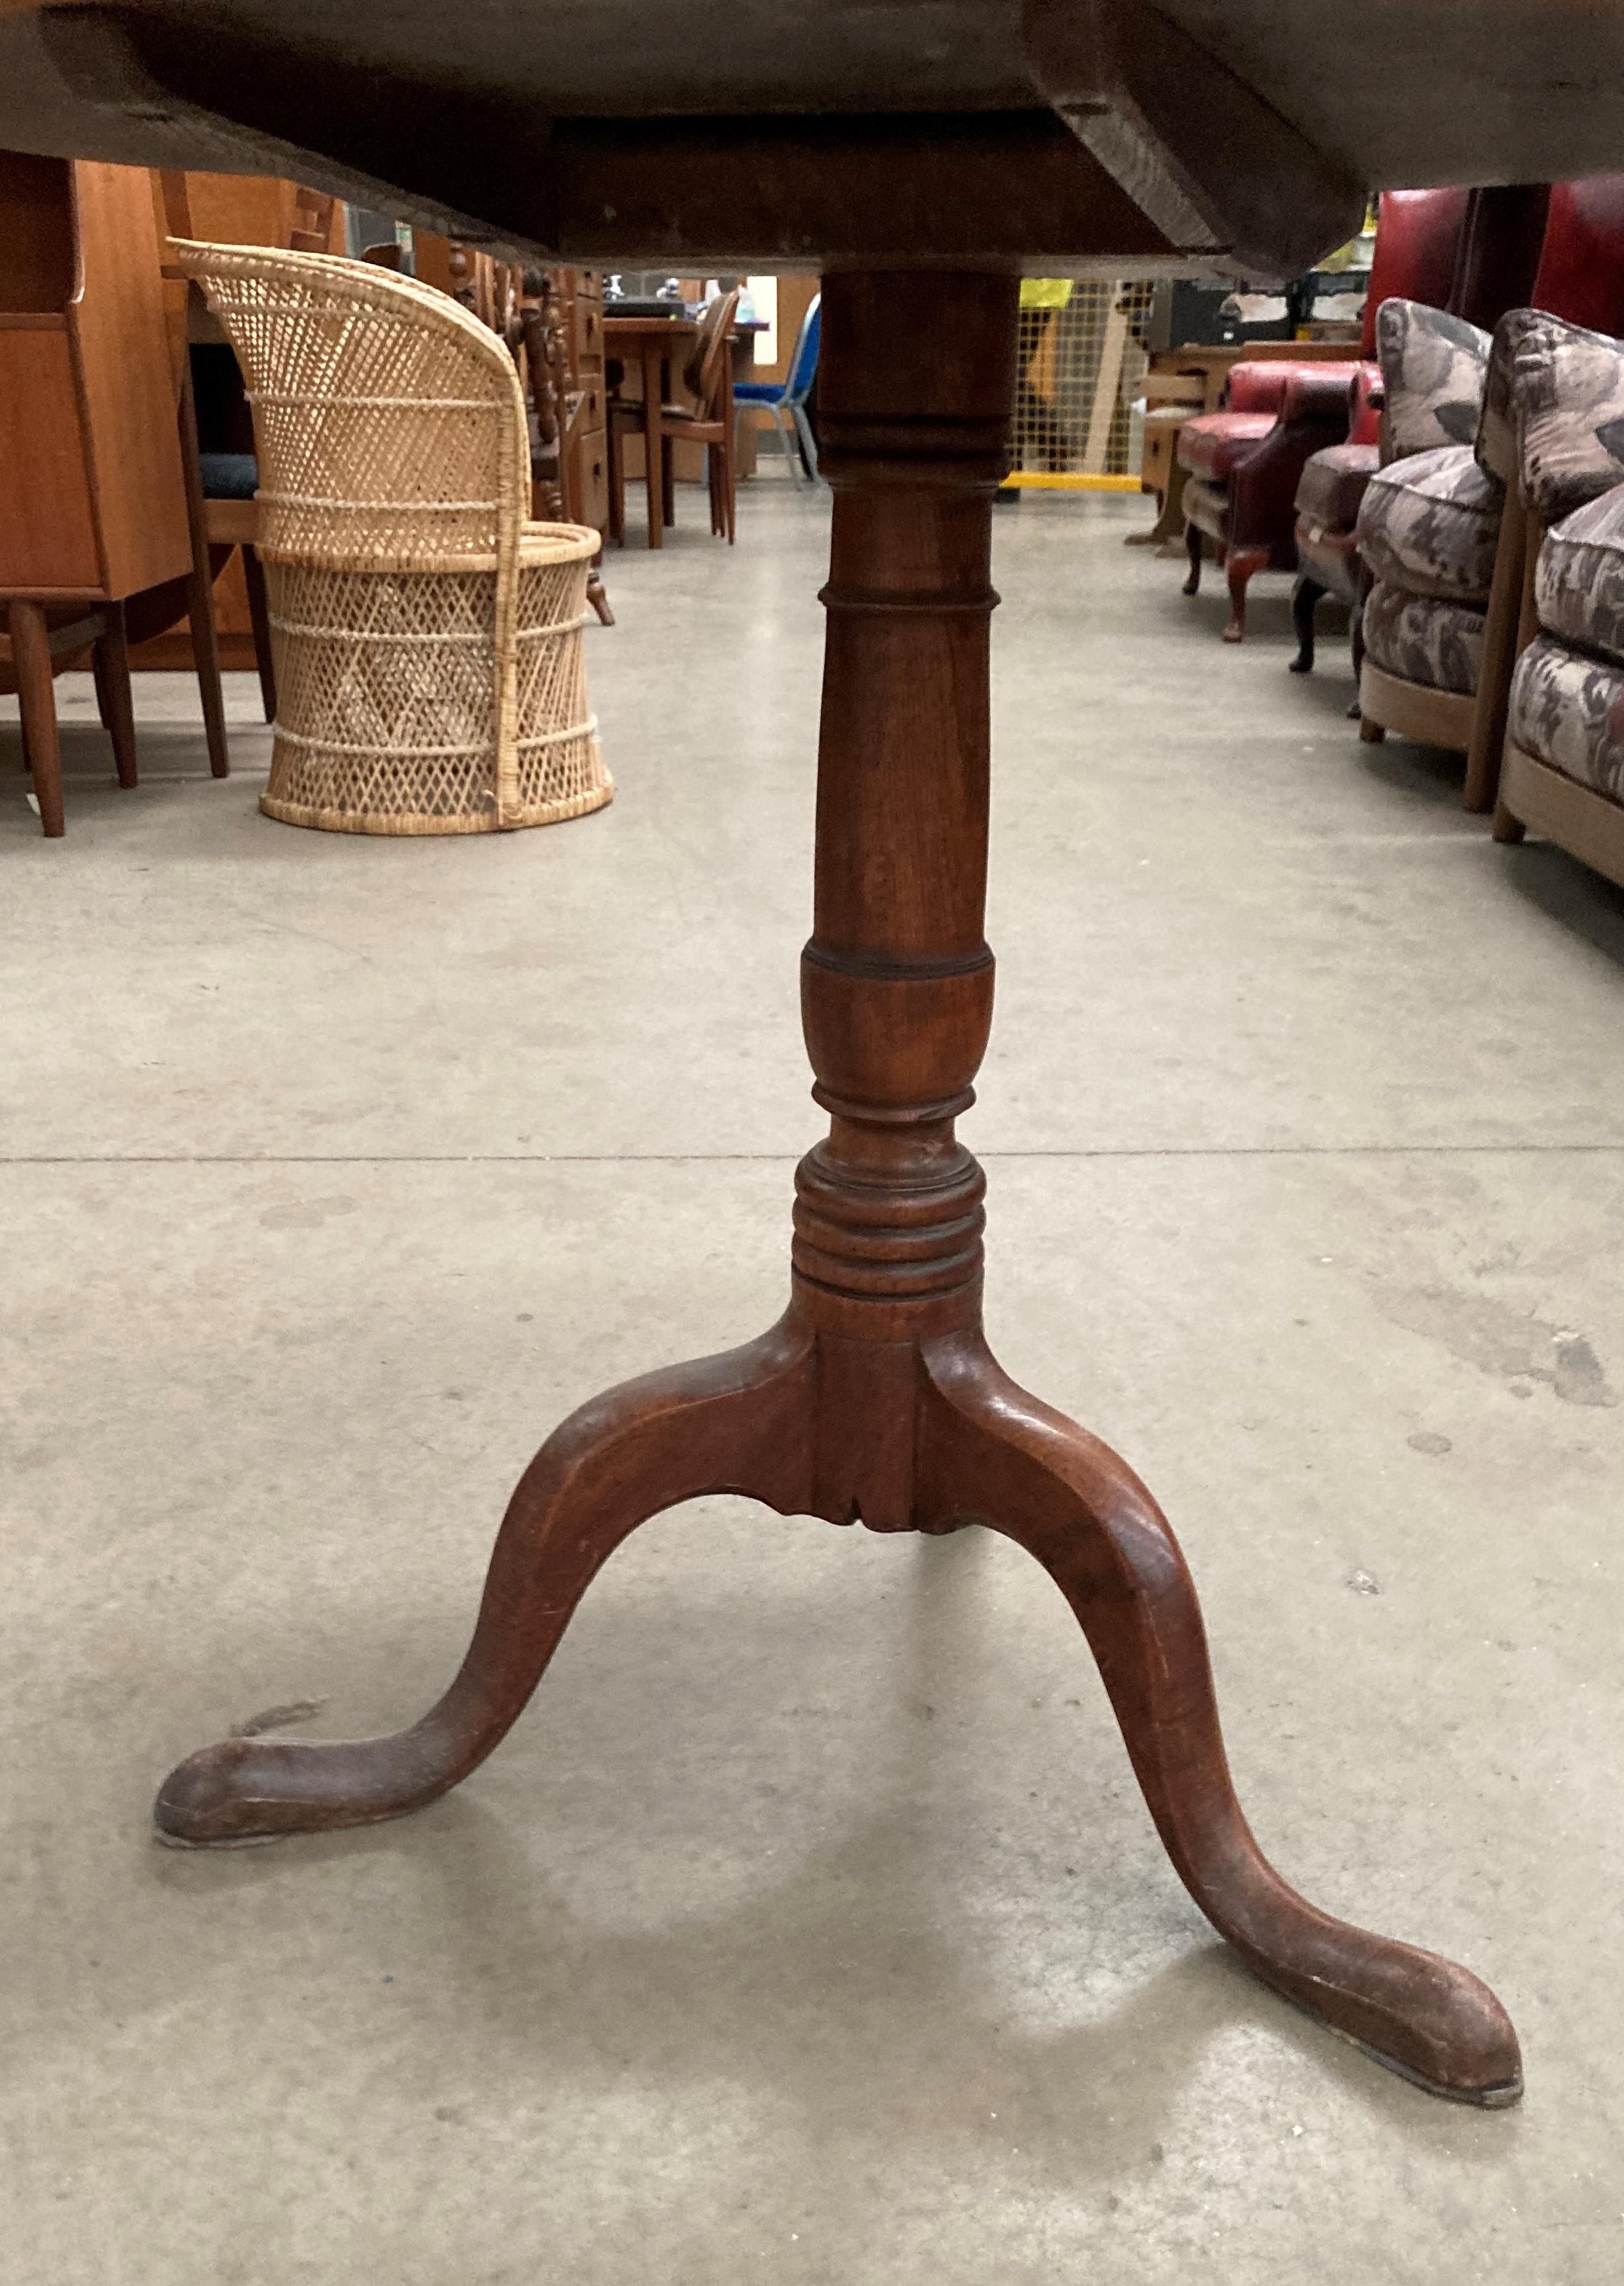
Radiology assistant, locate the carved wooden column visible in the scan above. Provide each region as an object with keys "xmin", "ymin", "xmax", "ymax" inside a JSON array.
[{"xmin": 791, "ymin": 269, "xmax": 1011, "ymax": 1525}]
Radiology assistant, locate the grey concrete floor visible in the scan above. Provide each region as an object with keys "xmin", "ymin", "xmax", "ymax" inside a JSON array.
[{"xmin": 3, "ymin": 487, "xmax": 1623, "ymax": 2283}]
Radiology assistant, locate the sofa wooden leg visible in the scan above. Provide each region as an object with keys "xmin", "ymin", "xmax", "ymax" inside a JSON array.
[
  {"xmin": 1492, "ymin": 797, "xmax": 1527, "ymax": 844},
  {"xmin": 1359, "ymin": 713, "xmax": 1386, "ymax": 744},
  {"xmin": 1182, "ymin": 519, "xmax": 1203, "ymax": 597},
  {"xmin": 1290, "ymin": 573, "xmax": 1324, "ymax": 674},
  {"xmin": 1223, "ymin": 545, "xmax": 1269, "ymax": 643}
]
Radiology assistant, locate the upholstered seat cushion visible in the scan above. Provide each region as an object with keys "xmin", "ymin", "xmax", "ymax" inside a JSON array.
[
  {"xmin": 1363, "ymin": 579, "xmax": 1485, "ymax": 695},
  {"xmin": 1356, "ymin": 445, "xmax": 1504, "ymax": 602},
  {"xmin": 1294, "ymin": 517, "xmax": 1360, "ymax": 602},
  {"xmin": 1176, "ymin": 411, "xmax": 1273, "ymax": 482},
  {"xmin": 1295, "ymin": 440, "xmax": 1380, "ymax": 533},
  {"xmin": 1181, "ymin": 475, "xmax": 1229, "ymax": 543},
  {"xmin": 1509, "ymin": 633, "xmax": 1624, "ymax": 802},
  {"xmin": 198, "ymin": 451, "xmax": 258, "ymax": 499},
  {"xmin": 1535, "ymin": 487, "xmax": 1624, "ymax": 666}
]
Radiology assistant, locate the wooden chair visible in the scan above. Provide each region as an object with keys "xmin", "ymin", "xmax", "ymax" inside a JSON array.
[
  {"xmin": 172, "ymin": 237, "xmax": 612, "ymax": 834},
  {"xmin": 519, "ymin": 269, "xmax": 614, "ymax": 625},
  {"xmin": 608, "ymin": 291, "xmax": 741, "ymax": 543},
  {"xmin": 1, "ymin": 152, "xmax": 228, "ymax": 837},
  {"xmin": 659, "ymin": 289, "xmax": 742, "ymax": 542}
]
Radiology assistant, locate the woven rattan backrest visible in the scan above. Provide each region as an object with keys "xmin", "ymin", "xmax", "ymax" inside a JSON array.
[{"xmin": 169, "ymin": 238, "xmax": 530, "ymax": 574}]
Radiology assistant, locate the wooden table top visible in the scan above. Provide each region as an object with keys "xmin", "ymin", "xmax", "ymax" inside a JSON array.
[
  {"xmin": 602, "ymin": 315, "xmax": 700, "ymax": 342},
  {"xmin": 4, "ymin": 2, "xmax": 1623, "ymax": 279}
]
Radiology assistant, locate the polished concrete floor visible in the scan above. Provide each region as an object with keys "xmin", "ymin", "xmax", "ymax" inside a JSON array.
[{"xmin": 4, "ymin": 489, "xmax": 1623, "ymax": 2283}]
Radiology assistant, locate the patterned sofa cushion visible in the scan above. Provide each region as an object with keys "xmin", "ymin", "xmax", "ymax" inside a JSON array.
[
  {"xmin": 1363, "ymin": 579, "xmax": 1485, "ymax": 695},
  {"xmin": 1375, "ymin": 299, "xmax": 1492, "ymax": 460},
  {"xmin": 1295, "ymin": 440, "xmax": 1380, "ymax": 533},
  {"xmin": 1536, "ymin": 486, "xmax": 1624, "ymax": 666},
  {"xmin": 1356, "ymin": 445, "xmax": 1504, "ymax": 602},
  {"xmin": 1176, "ymin": 411, "xmax": 1274, "ymax": 483},
  {"xmin": 1509, "ymin": 633, "xmax": 1624, "ymax": 803},
  {"xmin": 1477, "ymin": 307, "xmax": 1624, "ymax": 518}
]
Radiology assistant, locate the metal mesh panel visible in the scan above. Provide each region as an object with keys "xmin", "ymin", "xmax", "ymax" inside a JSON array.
[{"xmin": 1009, "ymin": 280, "xmax": 1156, "ymax": 485}]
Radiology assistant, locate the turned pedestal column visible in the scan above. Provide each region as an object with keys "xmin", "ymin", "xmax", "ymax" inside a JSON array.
[{"xmin": 155, "ymin": 269, "xmax": 1521, "ymax": 2108}]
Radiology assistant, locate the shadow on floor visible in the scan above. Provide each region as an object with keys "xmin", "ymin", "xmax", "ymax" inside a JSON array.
[
  {"xmin": 1492, "ymin": 837, "xmax": 1624, "ymax": 971},
  {"xmin": 1354, "ymin": 735, "xmax": 1467, "ymax": 809},
  {"xmin": 145, "ymin": 1526, "xmax": 1502, "ymax": 2192},
  {"xmin": 0, "ymin": 719, "xmax": 269, "ymax": 845}
]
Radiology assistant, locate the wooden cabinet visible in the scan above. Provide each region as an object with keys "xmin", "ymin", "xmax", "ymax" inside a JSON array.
[
  {"xmin": 1, "ymin": 153, "xmax": 229, "ymax": 832},
  {"xmin": 130, "ymin": 169, "xmax": 344, "ymax": 672},
  {"xmin": 0, "ymin": 154, "xmax": 191, "ymax": 602},
  {"xmin": 559, "ymin": 269, "xmax": 609, "ymax": 539}
]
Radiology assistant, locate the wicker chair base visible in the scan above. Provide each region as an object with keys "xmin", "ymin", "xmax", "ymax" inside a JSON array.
[
  {"xmin": 259, "ymin": 546, "xmax": 612, "ymax": 834},
  {"xmin": 259, "ymin": 759, "xmax": 613, "ymax": 836}
]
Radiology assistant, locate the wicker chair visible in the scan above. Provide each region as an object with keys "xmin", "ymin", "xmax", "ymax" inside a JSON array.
[{"xmin": 170, "ymin": 239, "xmax": 612, "ymax": 835}]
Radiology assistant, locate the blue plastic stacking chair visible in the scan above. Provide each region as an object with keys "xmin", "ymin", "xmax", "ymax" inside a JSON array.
[{"xmin": 733, "ymin": 293, "xmax": 821, "ymax": 481}]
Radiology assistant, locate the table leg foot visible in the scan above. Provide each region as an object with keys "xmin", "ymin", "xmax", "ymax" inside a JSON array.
[
  {"xmin": 153, "ymin": 1317, "xmax": 816, "ymax": 1847},
  {"xmin": 918, "ymin": 1331, "xmax": 1523, "ymax": 2107}
]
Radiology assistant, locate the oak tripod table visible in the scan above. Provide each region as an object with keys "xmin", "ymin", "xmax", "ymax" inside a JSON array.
[{"xmin": 20, "ymin": 0, "xmax": 1624, "ymax": 2119}]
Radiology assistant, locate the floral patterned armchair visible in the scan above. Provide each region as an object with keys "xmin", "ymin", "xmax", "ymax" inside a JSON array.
[
  {"xmin": 1353, "ymin": 176, "xmax": 1624, "ymax": 806},
  {"xmin": 1490, "ymin": 311, "xmax": 1624, "ymax": 887}
]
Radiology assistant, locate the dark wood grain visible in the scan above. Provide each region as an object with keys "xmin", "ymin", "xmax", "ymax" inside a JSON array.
[
  {"xmin": 1024, "ymin": 0, "xmax": 1365, "ymax": 280},
  {"xmin": 13, "ymin": 3, "xmax": 1624, "ymax": 283}
]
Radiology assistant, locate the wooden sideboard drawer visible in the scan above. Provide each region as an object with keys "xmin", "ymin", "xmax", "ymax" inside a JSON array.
[{"xmin": 573, "ymin": 429, "xmax": 608, "ymax": 533}]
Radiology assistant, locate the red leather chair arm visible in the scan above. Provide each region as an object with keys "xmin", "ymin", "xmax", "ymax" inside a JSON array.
[
  {"xmin": 1279, "ymin": 365, "xmax": 1365, "ymax": 421},
  {"xmin": 1226, "ymin": 362, "xmax": 1296, "ymax": 414}
]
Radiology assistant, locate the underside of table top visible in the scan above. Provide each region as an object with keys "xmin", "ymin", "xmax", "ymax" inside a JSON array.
[{"xmin": 3, "ymin": 0, "xmax": 1623, "ymax": 280}]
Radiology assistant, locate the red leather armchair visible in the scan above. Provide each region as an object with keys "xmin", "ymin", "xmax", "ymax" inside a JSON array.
[{"xmin": 1178, "ymin": 358, "xmax": 1364, "ymax": 640}]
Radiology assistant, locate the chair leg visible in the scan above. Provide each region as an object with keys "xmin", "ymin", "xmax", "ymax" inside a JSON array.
[
  {"xmin": 9, "ymin": 600, "xmax": 64, "ymax": 837},
  {"xmin": 792, "ymin": 402, "xmax": 819, "ymax": 481},
  {"xmin": 722, "ymin": 402, "xmax": 737, "ymax": 542},
  {"xmin": 606, "ymin": 416, "xmax": 625, "ymax": 545},
  {"xmin": 242, "ymin": 546, "xmax": 277, "ymax": 724},
  {"xmin": 97, "ymin": 600, "xmax": 138, "ymax": 788},
  {"xmin": 661, "ymin": 433, "xmax": 676, "ymax": 530},
  {"xmin": 1182, "ymin": 519, "xmax": 1203, "ymax": 597},
  {"xmin": 1289, "ymin": 573, "xmax": 1325, "ymax": 674},
  {"xmin": 177, "ymin": 360, "xmax": 231, "ymax": 780},
  {"xmin": 775, "ymin": 406, "xmax": 800, "ymax": 482},
  {"xmin": 1223, "ymin": 545, "xmax": 1270, "ymax": 643}
]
